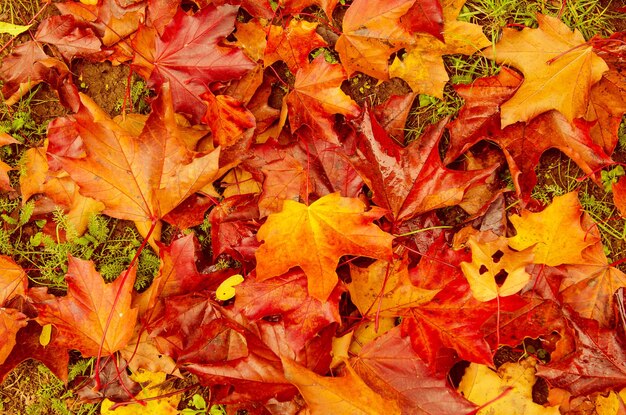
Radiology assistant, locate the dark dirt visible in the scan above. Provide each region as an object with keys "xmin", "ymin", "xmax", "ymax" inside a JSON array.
[{"xmin": 73, "ymin": 61, "xmax": 131, "ymax": 116}]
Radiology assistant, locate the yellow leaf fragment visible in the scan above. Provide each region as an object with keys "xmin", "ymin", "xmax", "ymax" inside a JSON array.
[
  {"xmin": 216, "ymin": 274, "xmax": 244, "ymax": 300},
  {"xmin": 101, "ymin": 370, "xmax": 180, "ymax": 414},
  {"xmin": 0, "ymin": 22, "xmax": 31, "ymax": 36},
  {"xmin": 458, "ymin": 358, "xmax": 560, "ymax": 415},
  {"xmin": 39, "ymin": 324, "xmax": 52, "ymax": 347}
]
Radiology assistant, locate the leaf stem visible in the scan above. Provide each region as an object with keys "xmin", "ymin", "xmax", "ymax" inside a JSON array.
[
  {"xmin": 393, "ymin": 225, "xmax": 453, "ymax": 237},
  {"xmin": 94, "ymin": 217, "xmax": 158, "ymax": 391}
]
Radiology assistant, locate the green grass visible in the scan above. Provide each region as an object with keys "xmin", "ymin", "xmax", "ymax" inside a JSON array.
[
  {"xmin": 1, "ymin": 361, "xmax": 98, "ymax": 415},
  {"xmin": 459, "ymin": 0, "xmax": 625, "ymax": 41}
]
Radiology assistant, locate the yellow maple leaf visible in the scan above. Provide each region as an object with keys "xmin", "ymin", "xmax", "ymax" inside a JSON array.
[
  {"xmin": 100, "ymin": 370, "xmax": 180, "ymax": 414},
  {"xmin": 508, "ymin": 192, "xmax": 599, "ymax": 266},
  {"xmin": 458, "ymin": 358, "xmax": 560, "ymax": 415},
  {"xmin": 460, "ymin": 232, "xmax": 534, "ymax": 302},
  {"xmin": 483, "ymin": 14, "xmax": 608, "ymax": 127}
]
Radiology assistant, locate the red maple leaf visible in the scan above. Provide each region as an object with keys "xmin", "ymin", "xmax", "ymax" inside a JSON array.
[
  {"xmin": 349, "ymin": 109, "xmax": 495, "ymax": 223},
  {"xmin": 353, "ymin": 326, "xmax": 477, "ymax": 415},
  {"xmin": 133, "ymin": 4, "xmax": 255, "ymax": 122}
]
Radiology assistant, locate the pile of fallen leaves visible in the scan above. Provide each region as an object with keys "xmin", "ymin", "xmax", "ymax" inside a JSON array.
[{"xmin": 2, "ymin": 0, "xmax": 626, "ymax": 413}]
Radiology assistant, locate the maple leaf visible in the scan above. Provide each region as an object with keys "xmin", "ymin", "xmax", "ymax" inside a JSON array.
[
  {"xmin": 349, "ymin": 109, "xmax": 495, "ymax": 222},
  {"xmin": 247, "ymin": 133, "xmax": 362, "ymax": 216},
  {"xmin": 235, "ymin": 270, "xmax": 341, "ymax": 351},
  {"xmin": 537, "ymin": 312, "xmax": 626, "ymax": 396},
  {"xmin": 401, "ymin": 278, "xmax": 511, "ymax": 371},
  {"xmin": 255, "ymin": 192, "xmax": 394, "ymax": 301},
  {"xmin": 148, "ymin": 292, "xmax": 298, "ymax": 402},
  {"xmin": 400, "ymin": 0, "xmax": 444, "ymax": 40},
  {"xmin": 287, "ymin": 56, "xmax": 360, "ymax": 143},
  {"xmin": 264, "ymin": 19, "xmax": 327, "ymax": 73},
  {"xmin": 279, "ymin": 0, "xmax": 339, "ymax": 19},
  {"xmin": 482, "ymin": 14, "xmax": 608, "ymax": 127},
  {"xmin": 460, "ymin": 232, "xmax": 534, "ymax": 302},
  {"xmin": 348, "ymin": 257, "xmax": 439, "ymax": 317},
  {"xmin": 353, "ymin": 327, "xmax": 477, "ymax": 415},
  {"xmin": 586, "ymin": 76, "xmax": 626, "ymax": 154},
  {"xmin": 233, "ymin": 18, "xmax": 267, "ymax": 63},
  {"xmin": 297, "ymin": 128, "xmax": 364, "ymax": 199},
  {"xmin": 446, "ymin": 72, "xmax": 612, "ymax": 201},
  {"xmin": 508, "ymin": 192, "xmax": 599, "ymax": 267},
  {"xmin": 372, "ymin": 93, "xmax": 418, "ymax": 143},
  {"xmin": 20, "ymin": 140, "xmax": 106, "ymax": 236},
  {"xmin": 282, "ymin": 357, "xmax": 401, "ymax": 415},
  {"xmin": 134, "ymin": 234, "xmax": 237, "ymax": 319},
  {"xmin": 335, "ymin": 0, "xmax": 415, "ymax": 79},
  {"xmin": 0, "ymin": 256, "xmax": 29, "ymax": 366},
  {"xmin": 35, "ymin": 256, "xmax": 138, "ymax": 356},
  {"xmin": 100, "ymin": 370, "xmax": 180, "ymax": 414},
  {"xmin": 56, "ymin": 0, "xmax": 145, "ymax": 46},
  {"xmin": 0, "ymin": 256, "xmax": 27, "ymax": 305},
  {"xmin": 250, "ymin": 140, "xmax": 318, "ymax": 216},
  {"xmin": 0, "ymin": 309, "xmax": 27, "ymax": 365},
  {"xmin": 49, "ymin": 84, "xmax": 223, "ymax": 223},
  {"xmin": 119, "ymin": 329, "xmax": 178, "ymax": 375},
  {"xmin": 0, "ymin": 319, "xmax": 70, "ymax": 383},
  {"xmin": 458, "ymin": 358, "xmax": 560, "ymax": 415},
  {"xmin": 34, "ymin": 15, "xmax": 101, "ymax": 61},
  {"xmin": 0, "ymin": 41, "xmax": 72, "ymax": 106},
  {"xmin": 202, "ymin": 92, "xmax": 256, "ymax": 148},
  {"xmin": 209, "ymin": 195, "xmax": 261, "ymax": 265},
  {"xmin": 390, "ymin": 0, "xmax": 491, "ymax": 98},
  {"xmin": 559, "ymin": 231, "xmax": 626, "ymax": 327},
  {"xmin": 133, "ymin": 4, "xmax": 255, "ymax": 122},
  {"xmin": 445, "ymin": 67, "xmax": 523, "ymax": 162}
]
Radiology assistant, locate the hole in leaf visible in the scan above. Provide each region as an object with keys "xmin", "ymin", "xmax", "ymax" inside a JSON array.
[
  {"xmin": 491, "ymin": 250, "xmax": 504, "ymax": 263},
  {"xmin": 263, "ymin": 314, "xmax": 282, "ymax": 323},
  {"xmin": 479, "ymin": 264, "xmax": 488, "ymax": 275},
  {"xmin": 494, "ymin": 269, "xmax": 508, "ymax": 286},
  {"xmin": 532, "ymin": 377, "xmax": 549, "ymax": 404}
]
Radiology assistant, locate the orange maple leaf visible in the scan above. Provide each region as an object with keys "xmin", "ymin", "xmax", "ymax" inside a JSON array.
[
  {"xmin": 287, "ymin": 56, "xmax": 360, "ymax": 142},
  {"xmin": 0, "ymin": 256, "xmax": 27, "ymax": 305},
  {"xmin": 35, "ymin": 256, "xmax": 138, "ymax": 356},
  {"xmin": 483, "ymin": 14, "xmax": 608, "ymax": 127},
  {"xmin": 255, "ymin": 193, "xmax": 394, "ymax": 301},
  {"xmin": 50, "ymin": 84, "xmax": 224, "ymax": 223},
  {"xmin": 282, "ymin": 357, "xmax": 401, "ymax": 415},
  {"xmin": 264, "ymin": 19, "xmax": 327, "ymax": 73},
  {"xmin": 335, "ymin": 0, "xmax": 416, "ymax": 79}
]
